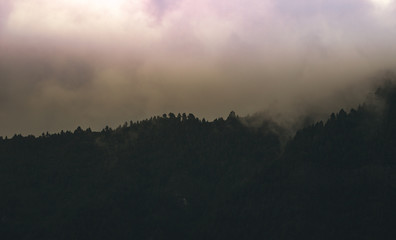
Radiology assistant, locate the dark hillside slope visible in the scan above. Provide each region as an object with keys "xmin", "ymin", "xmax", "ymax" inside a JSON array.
[
  {"xmin": 1, "ymin": 86, "xmax": 396, "ymax": 239},
  {"xmin": 0, "ymin": 114, "xmax": 281, "ymax": 239},
  {"xmin": 280, "ymin": 85, "xmax": 396, "ymax": 239}
]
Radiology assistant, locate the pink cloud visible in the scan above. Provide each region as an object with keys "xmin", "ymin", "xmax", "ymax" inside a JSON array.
[
  {"xmin": 0, "ymin": 0, "xmax": 12, "ymax": 33},
  {"xmin": 1, "ymin": 0, "xmax": 396, "ymax": 136},
  {"xmin": 144, "ymin": 0, "xmax": 184, "ymax": 22}
]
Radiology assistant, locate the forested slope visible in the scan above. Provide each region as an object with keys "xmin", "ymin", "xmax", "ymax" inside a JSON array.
[{"xmin": 1, "ymin": 86, "xmax": 396, "ymax": 239}]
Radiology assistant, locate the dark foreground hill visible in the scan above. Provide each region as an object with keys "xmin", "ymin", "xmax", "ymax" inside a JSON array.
[{"xmin": 1, "ymin": 85, "xmax": 396, "ymax": 239}]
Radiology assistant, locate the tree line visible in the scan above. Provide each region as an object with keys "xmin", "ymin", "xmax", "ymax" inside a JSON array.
[{"xmin": 1, "ymin": 85, "xmax": 396, "ymax": 239}]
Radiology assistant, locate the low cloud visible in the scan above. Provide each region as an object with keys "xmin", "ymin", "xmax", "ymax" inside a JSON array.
[{"xmin": 0, "ymin": 0, "xmax": 396, "ymax": 136}]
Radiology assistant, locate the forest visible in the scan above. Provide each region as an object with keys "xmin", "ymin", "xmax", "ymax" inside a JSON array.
[{"xmin": 1, "ymin": 83, "xmax": 396, "ymax": 239}]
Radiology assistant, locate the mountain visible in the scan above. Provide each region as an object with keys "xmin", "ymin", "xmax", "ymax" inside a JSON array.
[{"xmin": 1, "ymin": 86, "xmax": 396, "ymax": 239}]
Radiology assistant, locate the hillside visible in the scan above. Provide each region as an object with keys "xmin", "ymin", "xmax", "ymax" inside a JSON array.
[{"xmin": 1, "ymin": 86, "xmax": 396, "ymax": 239}]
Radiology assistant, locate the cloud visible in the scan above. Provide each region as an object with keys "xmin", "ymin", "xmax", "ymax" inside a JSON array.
[
  {"xmin": 274, "ymin": 0, "xmax": 370, "ymax": 18},
  {"xmin": 0, "ymin": 0, "xmax": 12, "ymax": 33},
  {"xmin": 1, "ymin": 0, "xmax": 396, "ymax": 136},
  {"xmin": 145, "ymin": 0, "xmax": 184, "ymax": 21}
]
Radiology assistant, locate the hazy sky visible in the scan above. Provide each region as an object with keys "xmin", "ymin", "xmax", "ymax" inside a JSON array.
[{"xmin": 1, "ymin": 0, "xmax": 396, "ymax": 136}]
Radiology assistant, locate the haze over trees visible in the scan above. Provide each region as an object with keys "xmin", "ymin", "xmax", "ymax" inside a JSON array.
[{"xmin": 1, "ymin": 83, "xmax": 396, "ymax": 239}]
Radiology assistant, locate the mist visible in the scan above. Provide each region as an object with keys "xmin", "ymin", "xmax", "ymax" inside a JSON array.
[{"xmin": 1, "ymin": 0, "xmax": 396, "ymax": 136}]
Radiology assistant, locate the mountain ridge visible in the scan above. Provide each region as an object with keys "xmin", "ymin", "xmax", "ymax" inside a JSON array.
[{"xmin": 1, "ymin": 84, "xmax": 396, "ymax": 239}]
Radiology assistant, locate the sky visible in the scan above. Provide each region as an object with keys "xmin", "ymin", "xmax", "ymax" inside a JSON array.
[{"xmin": 0, "ymin": 0, "xmax": 396, "ymax": 136}]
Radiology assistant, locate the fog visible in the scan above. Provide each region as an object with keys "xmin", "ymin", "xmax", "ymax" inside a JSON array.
[{"xmin": 1, "ymin": 0, "xmax": 396, "ymax": 136}]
